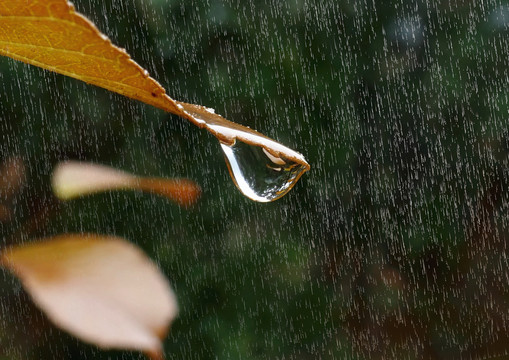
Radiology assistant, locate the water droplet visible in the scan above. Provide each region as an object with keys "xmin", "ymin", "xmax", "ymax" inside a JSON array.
[
  {"xmin": 175, "ymin": 102, "xmax": 310, "ymax": 201},
  {"xmin": 220, "ymin": 140, "xmax": 308, "ymax": 202}
]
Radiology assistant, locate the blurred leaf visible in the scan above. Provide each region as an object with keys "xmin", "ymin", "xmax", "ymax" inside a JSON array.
[
  {"xmin": 1, "ymin": 234, "xmax": 178, "ymax": 358},
  {"xmin": 51, "ymin": 161, "xmax": 201, "ymax": 207},
  {"xmin": 136, "ymin": 177, "xmax": 201, "ymax": 208}
]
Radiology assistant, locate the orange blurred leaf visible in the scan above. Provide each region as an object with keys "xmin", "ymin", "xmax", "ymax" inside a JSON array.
[
  {"xmin": 51, "ymin": 161, "xmax": 201, "ymax": 207},
  {"xmin": 1, "ymin": 234, "xmax": 177, "ymax": 356},
  {"xmin": 137, "ymin": 177, "xmax": 202, "ymax": 208}
]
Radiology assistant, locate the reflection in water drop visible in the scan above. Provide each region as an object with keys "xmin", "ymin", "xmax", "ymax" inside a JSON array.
[{"xmin": 220, "ymin": 140, "xmax": 308, "ymax": 202}]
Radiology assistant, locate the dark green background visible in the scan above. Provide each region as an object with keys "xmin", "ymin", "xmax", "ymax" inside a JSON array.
[{"xmin": 2, "ymin": 0, "xmax": 509, "ymax": 358}]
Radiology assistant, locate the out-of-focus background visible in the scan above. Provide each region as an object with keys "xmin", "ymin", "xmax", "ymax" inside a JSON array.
[{"xmin": 2, "ymin": 0, "xmax": 509, "ymax": 358}]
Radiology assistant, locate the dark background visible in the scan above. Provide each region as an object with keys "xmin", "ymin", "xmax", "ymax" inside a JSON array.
[{"xmin": 2, "ymin": 0, "xmax": 509, "ymax": 358}]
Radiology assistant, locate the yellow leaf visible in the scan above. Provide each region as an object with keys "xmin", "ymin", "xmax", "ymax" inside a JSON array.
[
  {"xmin": 1, "ymin": 234, "xmax": 178, "ymax": 356},
  {"xmin": 52, "ymin": 161, "xmax": 201, "ymax": 207},
  {"xmin": 0, "ymin": 0, "xmax": 309, "ymax": 201},
  {"xmin": 0, "ymin": 0, "xmax": 179, "ymax": 113}
]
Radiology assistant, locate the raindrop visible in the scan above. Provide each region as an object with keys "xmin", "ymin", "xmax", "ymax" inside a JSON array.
[
  {"xmin": 219, "ymin": 139, "xmax": 308, "ymax": 202},
  {"xmin": 178, "ymin": 102, "xmax": 310, "ymax": 201}
]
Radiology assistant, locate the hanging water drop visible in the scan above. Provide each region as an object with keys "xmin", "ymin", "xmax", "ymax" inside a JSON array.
[
  {"xmin": 177, "ymin": 102, "xmax": 310, "ymax": 202},
  {"xmin": 220, "ymin": 140, "xmax": 308, "ymax": 202}
]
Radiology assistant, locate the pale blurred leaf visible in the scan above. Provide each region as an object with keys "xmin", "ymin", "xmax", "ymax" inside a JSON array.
[
  {"xmin": 1, "ymin": 234, "xmax": 178, "ymax": 357},
  {"xmin": 52, "ymin": 161, "xmax": 201, "ymax": 207}
]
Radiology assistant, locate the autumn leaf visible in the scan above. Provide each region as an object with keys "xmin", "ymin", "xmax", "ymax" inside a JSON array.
[
  {"xmin": 0, "ymin": 0, "xmax": 309, "ymax": 202},
  {"xmin": 51, "ymin": 161, "xmax": 201, "ymax": 207},
  {"xmin": 0, "ymin": 0, "xmax": 180, "ymax": 114},
  {"xmin": 1, "ymin": 234, "xmax": 178, "ymax": 358}
]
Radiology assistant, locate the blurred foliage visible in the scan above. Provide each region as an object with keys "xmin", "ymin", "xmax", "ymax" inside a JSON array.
[{"xmin": 2, "ymin": 0, "xmax": 509, "ymax": 359}]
